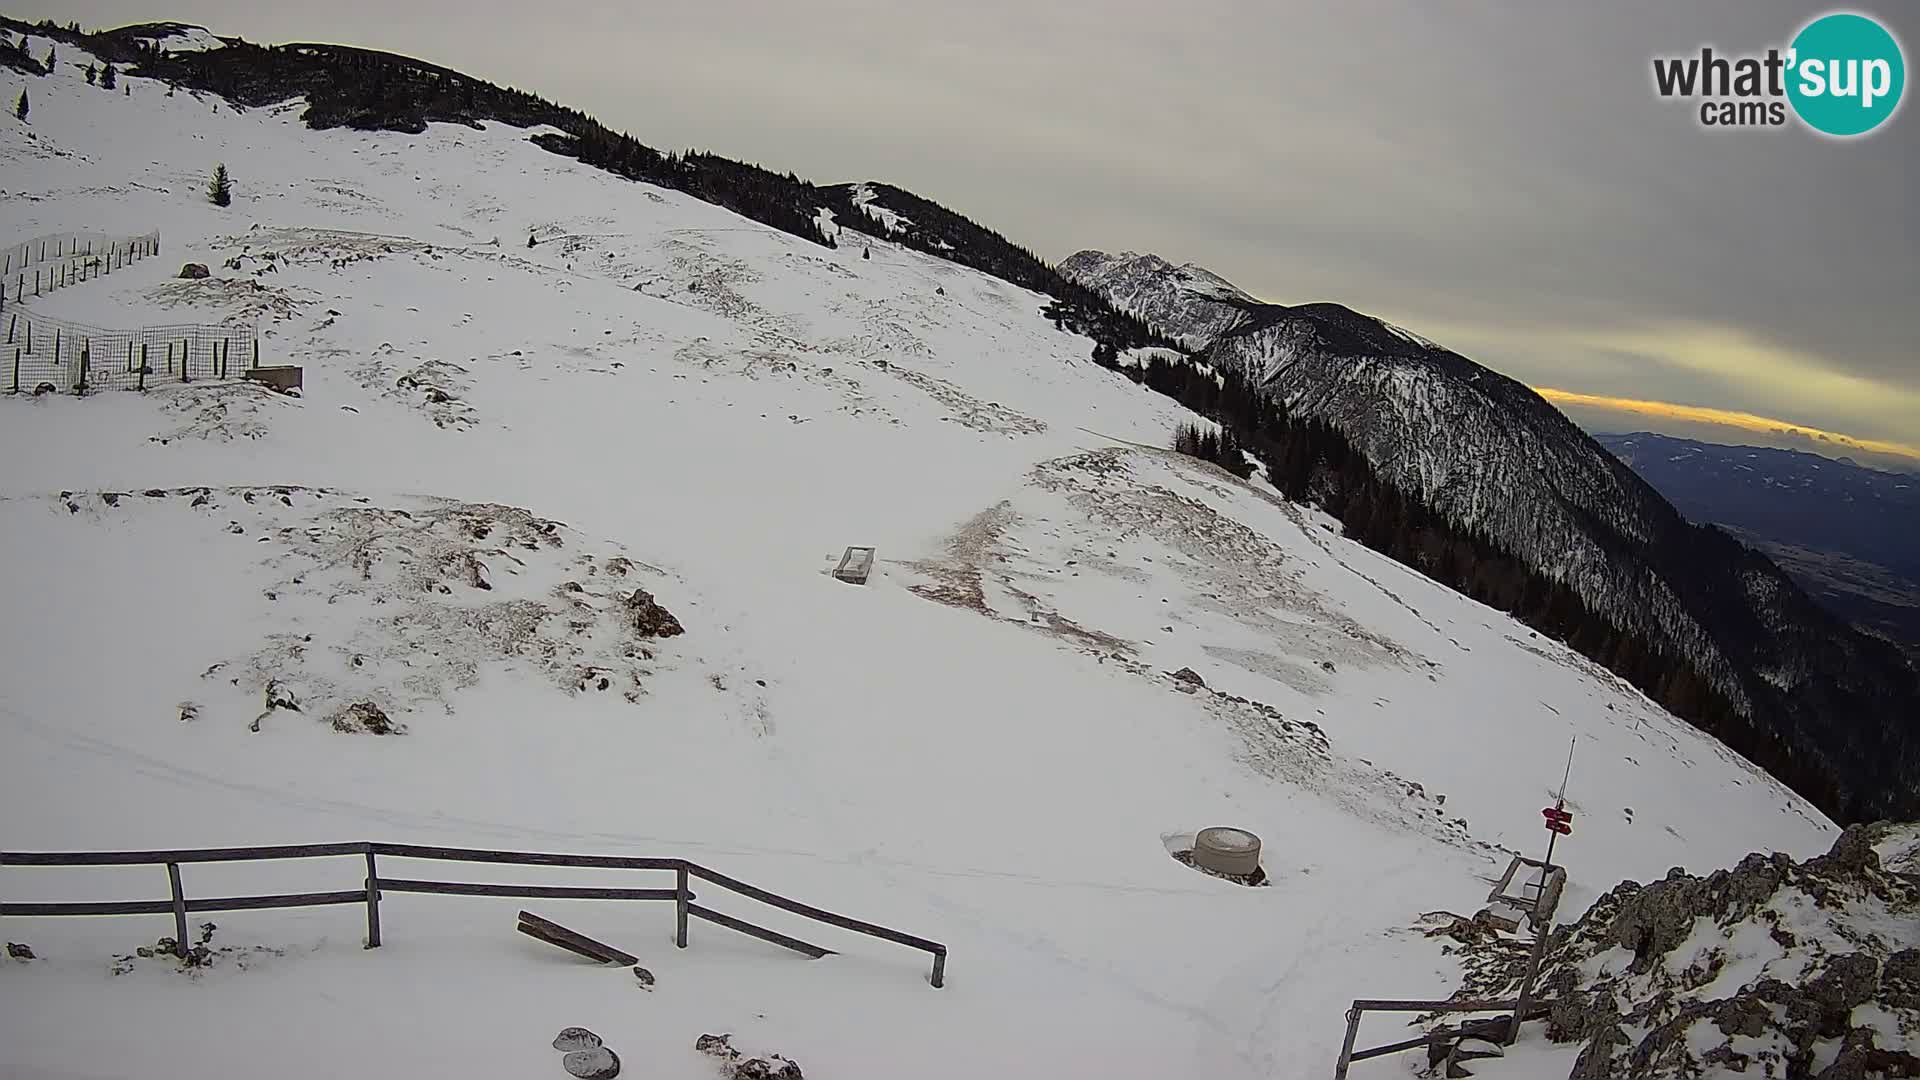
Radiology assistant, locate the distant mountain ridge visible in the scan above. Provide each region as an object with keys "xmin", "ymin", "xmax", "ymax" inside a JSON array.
[
  {"xmin": 1598, "ymin": 432, "xmax": 1920, "ymax": 646},
  {"xmin": 1059, "ymin": 249, "xmax": 1920, "ymax": 822}
]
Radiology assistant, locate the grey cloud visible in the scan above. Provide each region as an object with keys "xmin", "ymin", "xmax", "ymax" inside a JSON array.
[{"xmin": 20, "ymin": 0, "xmax": 1918, "ymax": 444}]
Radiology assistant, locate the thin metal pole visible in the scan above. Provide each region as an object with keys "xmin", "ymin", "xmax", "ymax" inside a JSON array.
[
  {"xmin": 166, "ymin": 863, "xmax": 190, "ymax": 958},
  {"xmin": 930, "ymin": 949, "xmax": 946, "ymax": 989},
  {"xmin": 675, "ymin": 865, "xmax": 689, "ymax": 948},
  {"xmin": 364, "ymin": 849, "xmax": 382, "ymax": 948}
]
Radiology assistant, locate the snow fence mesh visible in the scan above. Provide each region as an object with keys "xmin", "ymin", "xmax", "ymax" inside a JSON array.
[{"xmin": 2, "ymin": 306, "xmax": 260, "ymax": 394}]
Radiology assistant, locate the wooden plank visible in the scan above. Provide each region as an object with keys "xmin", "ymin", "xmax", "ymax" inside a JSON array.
[
  {"xmin": 380, "ymin": 878, "xmax": 679, "ymax": 902},
  {"xmin": 2, "ymin": 898, "xmax": 177, "ymax": 916},
  {"xmin": 189, "ymin": 890, "xmax": 369, "ymax": 913},
  {"xmin": 372, "ymin": 843, "xmax": 682, "ymax": 872},
  {"xmin": 515, "ymin": 911, "xmax": 638, "ymax": 965},
  {"xmin": 1351, "ymin": 999, "xmax": 1520, "ymax": 1013},
  {"xmin": 687, "ymin": 865, "xmax": 942, "ymax": 955},
  {"xmin": 1, "ymin": 842, "xmax": 369, "ymax": 866},
  {"xmin": 1348, "ymin": 1033, "xmax": 1442, "ymax": 1063},
  {"xmin": 686, "ymin": 903, "xmax": 834, "ymax": 959},
  {"xmin": 517, "ymin": 920, "xmax": 629, "ymax": 965}
]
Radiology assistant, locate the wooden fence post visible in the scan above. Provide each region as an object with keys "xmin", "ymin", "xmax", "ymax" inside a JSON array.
[
  {"xmin": 10, "ymin": 348, "xmax": 18, "ymax": 393},
  {"xmin": 1506, "ymin": 924, "xmax": 1553, "ymax": 1045},
  {"xmin": 252, "ymin": 337, "xmax": 259, "ymax": 369},
  {"xmin": 675, "ymin": 865, "xmax": 689, "ymax": 948},
  {"xmin": 181, "ymin": 340, "xmax": 189, "ymax": 383},
  {"xmin": 138, "ymin": 344, "xmax": 147, "ymax": 391},
  {"xmin": 364, "ymin": 848, "xmax": 383, "ymax": 948},
  {"xmin": 166, "ymin": 863, "xmax": 190, "ymax": 959},
  {"xmin": 77, "ymin": 344, "xmax": 88, "ymax": 394}
]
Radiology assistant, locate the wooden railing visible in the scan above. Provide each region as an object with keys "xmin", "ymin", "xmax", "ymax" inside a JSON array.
[{"xmin": 0, "ymin": 841, "xmax": 946, "ymax": 987}]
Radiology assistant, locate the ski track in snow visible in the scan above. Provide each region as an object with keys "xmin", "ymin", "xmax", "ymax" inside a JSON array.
[{"xmin": 0, "ymin": 35, "xmax": 1837, "ymax": 1080}]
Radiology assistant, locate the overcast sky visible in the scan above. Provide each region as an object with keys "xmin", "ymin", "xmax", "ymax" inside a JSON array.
[{"xmin": 18, "ymin": 0, "xmax": 1919, "ymax": 463}]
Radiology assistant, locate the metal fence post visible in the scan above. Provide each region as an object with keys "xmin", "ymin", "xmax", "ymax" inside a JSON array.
[
  {"xmin": 10, "ymin": 348, "xmax": 18, "ymax": 393},
  {"xmin": 931, "ymin": 948, "xmax": 946, "ymax": 989},
  {"xmin": 364, "ymin": 847, "xmax": 382, "ymax": 948},
  {"xmin": 252, "ymin": 337, "xmax": 259, "ymax": 369},
  {"xmin": 675, "ymin": 865, "xmax": 689, "ymax": 948},
  {"xmin": 1332, "ymin": 1004, "xmax": 1363, "ymax": 1080},
  {"xmin": 166, "ymin": 863, "xmax": 190, "ymax": 959},
  {"xmin": 137, "ymin": 344, "xmax": 147, "ymax": 391}
]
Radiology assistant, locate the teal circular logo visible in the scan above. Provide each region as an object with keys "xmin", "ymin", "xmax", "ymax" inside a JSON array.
[{"xmin": 1787, "ymin": 12, "xmax": 1905, "ymax": 136}]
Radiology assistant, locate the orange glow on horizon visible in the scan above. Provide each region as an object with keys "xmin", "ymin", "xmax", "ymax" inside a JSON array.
[{"xmin": 1534, "ymin": 388, "xmax": 1920, "ymax": 464}]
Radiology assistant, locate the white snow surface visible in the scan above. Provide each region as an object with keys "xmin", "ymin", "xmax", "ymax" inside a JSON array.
[{"xmin": 0, "ymin": 42, "xmax": 1837, "ymax": 1080}]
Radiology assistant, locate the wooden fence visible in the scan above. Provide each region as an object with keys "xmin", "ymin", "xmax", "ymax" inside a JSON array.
[
  {"xmin": 0, "ymin": 230, "xmax": 161, "ymax": 305},
  {"xmin": 0, "ymin": 841, "xmax": 947, "ymax": 987}
]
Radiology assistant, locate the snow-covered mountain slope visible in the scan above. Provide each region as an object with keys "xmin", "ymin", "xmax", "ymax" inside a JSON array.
[
  {"xmin": 1059, "ymin": 250, "xmax": 1920, "ymax": 825},
  {"xmin": 1059, "ymin": 249, "xmax": 1258, "ymax": 351},
  {"xmin": 0, "ymin": 30, "xmax": 1838, "ymax": 1080}
]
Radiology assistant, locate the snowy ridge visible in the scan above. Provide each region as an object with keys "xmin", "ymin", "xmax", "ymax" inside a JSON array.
[
  {"xmin": 1060, "ymin": 250, "xmax": 1920, "ymax": 824},
  {"xmin": 0, "ymin": 30, "xmax": 1842, "ymax": 1080},
  {"xmin": 1060, "ymin": 249, "xmax": 1259, "ymax": 351}
]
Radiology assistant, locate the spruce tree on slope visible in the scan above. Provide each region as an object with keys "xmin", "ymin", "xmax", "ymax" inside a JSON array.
[
  {"xmin": 100, "ymin": 62, "xmax": 115, "ymax": 90},
  {"xmin": 208, "ymin": 163, "xmax": 232, "ymax": 207},
  {"xmin": 14, "ymin": 87, "xmax": 26, "ymax": 122}
]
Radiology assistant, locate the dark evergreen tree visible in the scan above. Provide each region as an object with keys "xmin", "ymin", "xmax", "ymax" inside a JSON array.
[
  {"xmin": 100, "ymin": 61, "xmax": 115, "ymax": 90},
  {"xmin": 207, "ymin": 162, "xmax": 232, "ymax": 206},
  {"xmin": 85, "ymin": 62, "xmax": 95, "ymax": 84},
  {"xmin": 13, "ymin": 87, "xmax": 25, "ymax": 121},
  {"xmin": 45, "ymin": 45, "xmax": 56, "ymax": 71}
]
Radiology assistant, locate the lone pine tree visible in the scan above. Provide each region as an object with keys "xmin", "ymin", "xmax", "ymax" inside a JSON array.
[
  {"xmin": 207, "ymin": 163, "xmax": 232, "ymax": 206},
  {"xmin": 14, "ymin": 87, "xmax": 26, "ymax": 121},
  {"xmin": 100, "ymin": 62, "xmax": 115, "ymax": 90}
]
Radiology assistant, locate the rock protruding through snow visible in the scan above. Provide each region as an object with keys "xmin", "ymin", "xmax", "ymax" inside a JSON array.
[{"xmin": 1462, "ymin": 823, "xmax": 1920, "ymax": 1078}]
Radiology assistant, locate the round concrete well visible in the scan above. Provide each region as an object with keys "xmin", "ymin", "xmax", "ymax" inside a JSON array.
[{"xmin": 1192, "ymin": 827, "xmax": 1262, "ymax": 877}]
